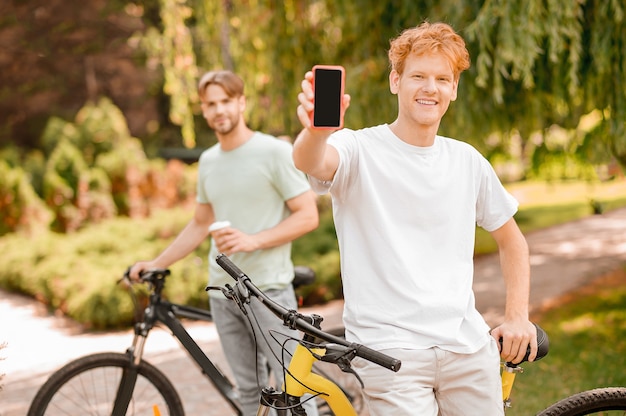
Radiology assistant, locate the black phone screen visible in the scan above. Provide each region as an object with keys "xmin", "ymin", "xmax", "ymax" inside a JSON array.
[{"xmin": 313, "ymin": 67, "xmax": 343, "ymax": 128}]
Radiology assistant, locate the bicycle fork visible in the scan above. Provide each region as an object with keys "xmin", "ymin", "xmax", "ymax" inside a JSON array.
[
  {"xmin": 109, "ymin": 323, "xmax": 150, "ymax": 416},
  {"xmin": 257, "ymin": 387, "xmax": 305, "ymax": 416}
]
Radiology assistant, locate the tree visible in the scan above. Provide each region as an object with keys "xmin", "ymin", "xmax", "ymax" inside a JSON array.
[
  {"xmin": 0, "ymin": 0, "xmax": 166, "ymax": 149},
  {"xmin": 141, "ymin": 0, "xmax": 624, "ymax": 173},
  {"xmin": 2, "ymin": 0, "xmax": 624, "ymax": 174},
  {"xmin": 462, "ymin": 0, "xmax": 625, "ymax": 171}
]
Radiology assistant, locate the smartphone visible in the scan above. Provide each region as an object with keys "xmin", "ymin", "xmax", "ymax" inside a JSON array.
[{"xmin": 311, "ymin": 65, "xmax": 345, "ymax": 129}]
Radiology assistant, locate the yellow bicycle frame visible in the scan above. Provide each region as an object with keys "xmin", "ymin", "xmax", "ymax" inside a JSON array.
[
  {"xmin": 283, "ymin": 343, "xmax": 358, "ymax": 416},
  {"xmin": 284, "ymin": 345, "xmax": 523, "ymax": 414},
  {"xmin": 501, "ymin": 363, "xmax": 522, "ymax": 409}
]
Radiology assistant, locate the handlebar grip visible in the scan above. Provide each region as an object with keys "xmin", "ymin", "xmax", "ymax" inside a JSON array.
[
  {"xmin": 501, "ymin": 323, "xmax": 550, "ymax": 367},
  {"xmin": 354, "ymin": 344, "xmax": 401, "ymax": 372},
  {"xmin": 216, "ymin": 254, "xmax": 246, "ymax": 281}
]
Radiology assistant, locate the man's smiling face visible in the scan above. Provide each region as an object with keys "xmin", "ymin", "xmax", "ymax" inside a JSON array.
[
  {"xmin": 200, "ymin": 84, "xmax": 245, "ymax": 135},
  {"xmin": 390, "ymin": 53, "xmax": 459, "ymax": 129}
]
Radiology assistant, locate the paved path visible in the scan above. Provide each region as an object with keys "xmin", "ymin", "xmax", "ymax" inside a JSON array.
[{"xmin": 1, "ymin": 208, "xmax": 625, "ymax": 415}]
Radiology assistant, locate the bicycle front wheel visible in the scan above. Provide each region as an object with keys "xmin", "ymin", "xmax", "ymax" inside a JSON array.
[
  {"xmin": 27, "ymin": 352, "xmax": 184, "ymax": 416},
  {"xmin": 539, "ymin": 387, "xmax": 626, "ymax": 416}
]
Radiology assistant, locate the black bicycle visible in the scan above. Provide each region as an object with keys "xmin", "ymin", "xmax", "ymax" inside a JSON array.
[{"xmin": 26, "ymin": 266, "xmax": 361, "ymax": 416}]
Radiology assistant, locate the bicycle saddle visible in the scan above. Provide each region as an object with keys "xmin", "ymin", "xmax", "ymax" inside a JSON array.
[{"xmin": 292, "ymin": 265, "xmax": 316, "ymax": 289}]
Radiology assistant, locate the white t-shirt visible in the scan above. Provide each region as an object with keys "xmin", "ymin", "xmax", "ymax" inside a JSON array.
[
  {"xmin": 311, "ymin": 124, "xmax": 518, "ymax": 353},
  {"xmin": 197, "ymin": 132, "xmax": 311, "ymax": 296}
]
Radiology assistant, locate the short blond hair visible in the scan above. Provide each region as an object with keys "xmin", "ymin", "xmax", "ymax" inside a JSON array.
[
  {"xmin": 388, "ymin": 22, "xmax": 470, "ymax": 79},
  {"xmin": 198, "ymin": 70, "xmax": 245, "ymax": 99}
]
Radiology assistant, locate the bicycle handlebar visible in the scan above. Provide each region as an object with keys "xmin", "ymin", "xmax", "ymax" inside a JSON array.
[{"xmin": 215, "ymin": 253, "xmax": 401, "ymax": 373}]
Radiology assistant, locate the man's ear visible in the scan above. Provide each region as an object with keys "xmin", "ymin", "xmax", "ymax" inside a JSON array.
[
  {"xmin": 238, "ymin": 94, "xmax": 247, "ymax": 111},
  {"xmin": 389, "ymin": 70, "xmax": 400, "ymax": 95},
  {"xmin": 451, "ymin": 79, "xmax": 459, "ymax": 102}
]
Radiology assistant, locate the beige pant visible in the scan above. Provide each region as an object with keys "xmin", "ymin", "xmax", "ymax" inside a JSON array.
[{"xmin": 353, "ymin": 339, "xmax": 504, "ymax": 416}]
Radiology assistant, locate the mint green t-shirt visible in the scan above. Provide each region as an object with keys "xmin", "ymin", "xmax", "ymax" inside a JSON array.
[{"xmin": 197, "ymin": 132, "xmax": 311, "ymax": 296}]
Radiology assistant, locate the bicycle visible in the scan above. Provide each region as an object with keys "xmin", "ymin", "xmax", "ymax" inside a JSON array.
[
  {"xmin": 27, "ymin": 255, "xmax": 626, "ymax": 416},
  {"xmin": 212, "ymin": 253, "xmax": 626, "ymax": 416},
  {"xmin": 26, "ymin": 265, "xmax": 361, "ymax": 416}
]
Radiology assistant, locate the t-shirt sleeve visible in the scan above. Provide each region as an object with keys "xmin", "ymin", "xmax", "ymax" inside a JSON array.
[
  {"xmin": 196, "ymin": 153, "xmax": 210, "ymax": 204},
  {"xmin": 272, "ymin": 141, "xmax": 312, "ymax": 200},
  {"xmin": 475, "ymin": 156, "xmax": 519, "ymax": 231}
]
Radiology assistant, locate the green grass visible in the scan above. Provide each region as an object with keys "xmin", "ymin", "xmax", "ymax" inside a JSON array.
[{"xmin": 506, "ymin": 268, "xmax": 626, "ymax": 415}]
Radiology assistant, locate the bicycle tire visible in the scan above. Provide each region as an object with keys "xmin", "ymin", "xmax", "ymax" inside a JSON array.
[
  {"xmin": 538, "ymin": 387, "xmax": 626, "ymax": 416},
  {"xmin": 27, "ymin": 352, "xmax": 185, "ymax": 416}
]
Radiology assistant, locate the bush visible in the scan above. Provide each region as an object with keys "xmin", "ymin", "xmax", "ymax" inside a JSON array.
[
  {"xmin": 0, "ymin": 199, "xmax": 341, "ymax": 329},
  {"xmin": 0, "ymin": 200, "xmax": 341, "ymax": 329},
  {"xmin": 41, "ymin": 98, "xmax": 131, "ymax": 165},
  {"xmin": 0, "ymin": 208, "xmax": 209, "ymax": 329},
  {"xmin": 292, "ymin": 200, "xmax": 343, "ymax": 303},
  {"xmin": 95, "ymin": 138, "xmax": 151, "ymax": 216},
  {"xmin": 2, "ymin": 98, "xmax": 198, "ymax": 237},
  {"xmin": 0, "ymin": 160, "xmax": 52, "ymax": 236}
]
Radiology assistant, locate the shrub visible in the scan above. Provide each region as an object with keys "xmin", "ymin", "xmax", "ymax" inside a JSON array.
[
  {"xmin": 292, "ymin": 201, "xmax": 343, "ymax": 303},
  {"xmin": 43, "ymin": 139, "xmax": 90, "ymax": 232},
  {"xmin": 40, "ymin": 117, "xmax": 82, "ymax": 157},
  {"xmin": 22, "ymin": 150, "xmax": 47, "ymax": 197},
  {"xmin": 0, "ymin": 201, "xmax": 342, "ymax": 329},
  {"xmin": 0, "ymin": 161, "xmax": 53, "ymax": 236},
  {"xmin": 0, "ymin": 208, "xmax": 209, "ymax": 329},
  {"xmin": 41, "ymin": 97, "xmax": 131, "ymax": 165},
  {"xmin": 74, "ymin": 97, "xmax": 130, "ymax": 163},
  {"xmin": 95, "ymin": 138, "xmax": 151, "ymax": 216}
]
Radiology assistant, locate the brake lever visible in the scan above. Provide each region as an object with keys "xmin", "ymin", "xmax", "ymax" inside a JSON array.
[
  {"xmin": 206, "ymin": 285, "xmax": 228, "ymax": 296},
  {"xmin": 117, "ymin": 267, "xmax": 133, "ymax": 287},
  {"xmin": 235, "ymin": 278, "xmax": 250, "ymax": 304},
  {"xmin": 317, "ymin": 344, "xmax": 364, "ymax": 388},
  {"xmin": 336, "ymin": 355, "xmax": 364, "ymax": 388},
  {"xmin": 206, "ymin": 284, "xmax": 249, "ymax": 316}
]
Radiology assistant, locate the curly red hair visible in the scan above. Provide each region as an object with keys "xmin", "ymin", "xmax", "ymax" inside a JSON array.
[{"xmin": 388, "ymin": 22, "xmax": 470, "ymax": 80}]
